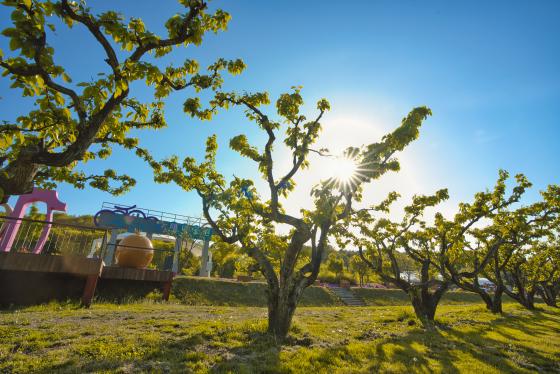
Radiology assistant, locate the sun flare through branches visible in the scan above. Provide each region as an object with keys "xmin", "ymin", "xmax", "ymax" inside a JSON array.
[{"xmin": 330, "ymin": 156, "xmax": 360, "ymax": 189}]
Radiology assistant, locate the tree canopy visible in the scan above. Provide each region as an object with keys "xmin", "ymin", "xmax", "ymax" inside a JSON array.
[
  {"xmin": 0, "ymin": 0, "xmax": 244, "ymax": 202},
  {"xmin": 151, "ymin": 83, "xmax": 431, "ymax": 339},
  {"xmin": 339, "ymin": 171, "xmax": 533, "ymax": 327}
]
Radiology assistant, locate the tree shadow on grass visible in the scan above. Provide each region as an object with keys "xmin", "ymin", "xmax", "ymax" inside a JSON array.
[
  {"xmin": 32, "ymin": 308, "xmax": 558, "ymax": 373},
  {"xmin": 29, "ymin": 331, "xmax": 221, "ymax": 373},
  {"xmin": 496, "ymin": 308, "xmax": 560, "ymax": 335},
  {"xmin": 353, "ymin": 310, "xmax": 560, "ymax": 374},
  {"xmin": 136, "ymin": 317, "xmax": 557, "ymax": 373},
  {"xmin": 366, "ymin": 332, "xmax": 438, "ymax": 373},
  {"xmin": 355, "ymin": 328, "xmax": 459, "ymax": 373},
  {"xmin": 360, "ymin": 324, "xmax": 546, "ymax": 373},
  {"xmin": 490, "ymin": 313, "xmax": 560, "ymax": 346},
  {"xmin": 209, "ymin": 331, "xmax": 282, "ymax": 373},
  {"xmin": 199, "ymin": 327, "xmax": 439, "ymax": 373},
  {"xmin": 139, "ymin": 328, "xmax": 282, "ymax": 373},
  {"xmin": 440, "ymin": 316, "xmax": 559, "ymax": 373}
]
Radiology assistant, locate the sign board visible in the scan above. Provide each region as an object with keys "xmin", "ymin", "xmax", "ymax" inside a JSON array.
[{"xmin": 95, "ymin": 211, "xmax": 212, "ymax": 241}]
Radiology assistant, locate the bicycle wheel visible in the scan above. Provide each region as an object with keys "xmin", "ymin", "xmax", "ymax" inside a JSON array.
[
  {"xmin": 128, "ymin": 209, "xmax": 147, "ymax": 219},
  {"xmin": 93, "ymin": 209, "xmax": 117, "ymax": 226}
]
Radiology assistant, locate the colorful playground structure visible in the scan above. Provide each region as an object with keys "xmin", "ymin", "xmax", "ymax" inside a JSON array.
[
  {"xmin": 0, "ymin": 189, "xmax": 212, "ymax": 307},
  {"xmin": 0, "ymin": 188, "xmax": 67, "ymax": 253},
  {"xmin": 93, "ymin": 201, "xmax": 213, "ymax": 275}
]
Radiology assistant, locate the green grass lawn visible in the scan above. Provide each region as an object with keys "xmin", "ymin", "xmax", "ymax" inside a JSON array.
[
  {"xmin": 353, "ymin": 287, "xmax": 516, "ymax": 306},
  {"xmin": 172, "ymin": 276, "xmax": 495, "ymax": 308},
  {"xmin": 1, "ymin": 301, "xmax": 559, "ymax": 373},
  {"xmin": 172, "ymin": 276, "xmax": 341, "ymax": 307}
]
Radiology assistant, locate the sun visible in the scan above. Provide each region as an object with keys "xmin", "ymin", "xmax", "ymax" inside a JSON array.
[{"xmin": 330, "ymin": 156, "xmax": 358, "ymax": 185}]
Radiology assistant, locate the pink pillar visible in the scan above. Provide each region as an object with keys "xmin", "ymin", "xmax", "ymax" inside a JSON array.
[
  {"xmin": 0, "ymin": 188, "xmax": 67, "ymax": 253},
  {"xmin": 32, "ymin": 207, "xmax": 56, "ymax": 254},
  {"xmin": 0, "ymin": 203, "xmax": 14, "ymax": 238}
]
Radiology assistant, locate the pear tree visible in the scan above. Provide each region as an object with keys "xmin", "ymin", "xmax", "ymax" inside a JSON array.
[
  {"xmin": 0, "ymin": 0, "xmax": 244, "ymax": 201},
  {"xmin": 344, "ymin": 171, "xmax": 529, "ymax": 328},
  {"xmin": 534, "ymin": 240, "xmax": 560, "ymax": 307},
  {"xmin": 350, "ymin": 254, "xmax": 371, "ymax": 287},
  {"xmin": 153, "ymin": 86, "xmax": 431, "ymax": 341},
  {"xmin": 466, "ymin": 184, "xmax": 560, "ymax": 311}
]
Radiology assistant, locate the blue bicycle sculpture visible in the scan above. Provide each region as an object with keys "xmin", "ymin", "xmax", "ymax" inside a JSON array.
[{"xmin": 93, "ymin": 204, "xmax": 159, "ymax": 227}]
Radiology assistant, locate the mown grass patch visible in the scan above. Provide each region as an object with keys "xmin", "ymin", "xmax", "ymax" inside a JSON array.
[
  {"xmin": 172, "ymin": 276, "xmax": 341, "ymax": 307},
  {"xmin": 0, "ymin": 302, "xmax": 558, "ymax": 373},
  {"xmin": 173, "ymin": 277, "xmax": 513, "ymax": 309},
  {"xmin": 352, "ymin": 287, "xmax": 515, "ymax": 306}
]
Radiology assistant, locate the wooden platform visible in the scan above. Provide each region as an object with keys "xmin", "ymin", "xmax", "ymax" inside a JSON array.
[
  {"xmin": 0, "ymin": 252, "xmax": 103, "ymax": 275},
  {"xmin": 101, "ymin": 266, "xmax": 173, "ymax": 282},
  {"xmin": 0, "ymin": 253, "xmax": 173, "ymax": 307},
  {"xmin": 0, "ymin": 253, "xmax": 103, "ymax": 306},
  {"xmin": 97, "ymin": 266, "xmax": 173, "ymax": 301}
]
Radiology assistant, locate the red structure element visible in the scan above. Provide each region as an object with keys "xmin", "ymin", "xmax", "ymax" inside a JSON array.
[
  {"xmin": 0, "ymin": 188, "xmax": 67, "ymax": 253},
  {"xmin": 162, "ymin": 279, "xmax": 172, "ymax": 301},
  {"xmin": 82, "ymin": 274, "xmax": 99, "ymax": 307}
]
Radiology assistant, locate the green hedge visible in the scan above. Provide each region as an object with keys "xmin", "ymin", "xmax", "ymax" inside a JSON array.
[
  {"xmin": 353, "ymin": 287, "xmax": 515, "ymax": 306},
  {"xmin": 172, "ymin": 276, "xmax": 518, "ymax": 308},
  {"xmin": 172, "ymin": 276, "xmax": 341, "ymax": 307}
]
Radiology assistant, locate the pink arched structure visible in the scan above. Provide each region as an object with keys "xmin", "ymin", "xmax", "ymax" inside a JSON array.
[
  {"xmin": 0, "ymin": 203, "xmax": 14, "ymax": 237},
  {"xmin": 0, "ymin": 188, "xmax": 67, "ymax": 253}
]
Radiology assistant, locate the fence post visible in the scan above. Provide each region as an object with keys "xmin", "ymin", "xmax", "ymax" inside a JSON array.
[
  {"xmin": 199, "ymin": 239, "xmax": 210, "ymax": 277},
  {"xmin": 171, "ymin": 237, "xmax": 181, "ymax": 273},
  {"xmin": 104, "ymin": 229, "xmax": 118, "ymax": 265}
]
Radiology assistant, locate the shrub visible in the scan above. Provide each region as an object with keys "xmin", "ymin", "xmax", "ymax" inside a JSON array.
[{"xmin": 318, "ymin": 270, "xmax": 357, "ymax": 285}]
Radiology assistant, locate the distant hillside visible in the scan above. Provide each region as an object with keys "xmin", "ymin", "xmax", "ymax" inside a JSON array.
[
  {"xmin": 173, "ymin": 276, "xmax": 341, "ymax": 307},
  {"xmin": 19, "ymin": 210, "xmax": 96, "ymax": 227},
  {"xmin": 52, "ymin": 213, "xmax": 95, "ymax": 227}
]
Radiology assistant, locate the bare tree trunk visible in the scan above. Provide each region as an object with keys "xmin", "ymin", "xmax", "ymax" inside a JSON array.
[
  {"xmin": 408, "ymin": 282, "xmax": 448, "ymax": 330},
  {"xmin": 524, "ymin": 293, "xmax": 535, "ymax": 309},
  {"xmin": 490, "ymin": 286, "xmax": 504, "ymax": 313},
  {"xmin": 0, "ymin": 153, "xmax": 41, "ymax": 202},
  {"xmin": 409, "ymin": 292, "xmax": 437, "ymax": 330},
  {"xmin": 266, "ymin": 278, "xmax": 304, "ymax": 342},
  {"xmin": 506, "ymin": 287, "xmax": 536, "ymax": 310},
  {"xmin": 452, "ymin": 279, "xmax": 502, "ymax": 314},
  {"xmin": 538, "ymin": 283, "xmax": 558, "ymax": 307},
  {"xmin": 471, "ymin": 285, "xmax": 504, "ymax": 313},
  {"xmin": 476, "ymin": 289, "xmax": 496, "ymax": 313},
  {"xmin": 523, "ymin": 290, "xmax": 536, "ymax": 310},
  {"xmin": 503, "ymin": 269, "xmax": 538, "ymax": 310}
]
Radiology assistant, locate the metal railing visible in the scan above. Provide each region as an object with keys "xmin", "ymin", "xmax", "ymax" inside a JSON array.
[
  {"xmin": 104, "ymin": 241, "xmax": 175, "ymax": 271},
  {"xmin": 0, "ymin": 216, "xmax": 176, "ymax": 272},
  {"xmin": 100, "ymin": 201, "xmax": 206, "ymax": 226},
  {"xmin": 0, "ymin": 216, "xmax": 108, "ymax": 258}
]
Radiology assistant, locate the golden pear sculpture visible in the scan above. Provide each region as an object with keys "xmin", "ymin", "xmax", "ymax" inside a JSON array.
[{"xmin": 115, "ymin": 233, "xmax": 154, "ymax": 268}]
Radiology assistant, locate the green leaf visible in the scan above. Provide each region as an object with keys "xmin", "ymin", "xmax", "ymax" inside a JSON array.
[
  {"xmin": 36, "ymin": 75, "xmax": 45, "ymax": 89},
  {"xmin": 0, "ymin": 134, "xmax": 13, "ymax": 148},
  {"xmin": 9, "ymin": 38, "xmax": 20, "ymax": 51},
  {"xmin": 54, "ymin": 93, "xmax": 65, "ymax": 105}
]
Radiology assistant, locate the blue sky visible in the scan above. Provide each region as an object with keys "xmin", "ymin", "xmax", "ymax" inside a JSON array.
[{"xmin": 1, "ymin": 0, "xmax": 559, "ymax": 219}]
